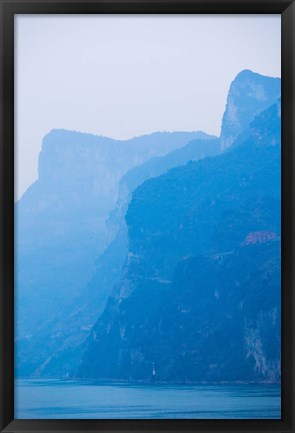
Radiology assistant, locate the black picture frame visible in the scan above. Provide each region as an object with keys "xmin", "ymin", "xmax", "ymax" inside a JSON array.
[{"xmin": 0, "ymin": 1, "xmax": 294, "ymax": 432}]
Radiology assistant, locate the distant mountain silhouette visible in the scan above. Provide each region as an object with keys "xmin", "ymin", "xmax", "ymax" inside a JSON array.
[
  {"xmin": 15, "ymin": 129, "xmax": 213, "ymax": 377},
  {"xmin": 16, "ymin": 71, "xmax": 281, "ymax": 382},
  {"xmin": 220, "ymin": 69, "xmax": 280, "ymax": 151},
  {"xmin": 78, "ymin": 94, "xmax": 281, "ymax": 383}
]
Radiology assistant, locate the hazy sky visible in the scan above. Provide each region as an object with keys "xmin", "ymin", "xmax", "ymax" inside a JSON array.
[{"xmin": 15, "ymin": 14, "xmax": 281, "ymax": 199}]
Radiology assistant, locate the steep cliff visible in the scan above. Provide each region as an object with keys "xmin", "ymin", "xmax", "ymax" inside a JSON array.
[
  {"xmin": 15, "ymin": 129, "xmax": 213, "ymax": 377},
  {"xmin": 220, "ymin": 69, "xmax": 280, "ymax": 151},
  {"xmin": 78, "ymin": 98, "xmax": 281, "ymax": 383}
]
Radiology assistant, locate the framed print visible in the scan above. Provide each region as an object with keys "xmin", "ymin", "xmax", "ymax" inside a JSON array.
[{"xmin": 0, "ymin": 0, "xmax": 294, "ymax": 432}]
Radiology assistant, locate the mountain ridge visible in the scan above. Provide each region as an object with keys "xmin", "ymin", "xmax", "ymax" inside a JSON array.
[
  {"xmin": 77, "ymin": 97, "xmax": 281, "ymax": 383},
  {"xmin": 16, "ymin": 70, "xmax": 281, "ymax": 380}
]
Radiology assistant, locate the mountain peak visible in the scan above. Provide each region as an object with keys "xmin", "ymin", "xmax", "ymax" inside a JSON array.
[
  {"xmin": 220, "ymin": 70, "xmax": 281, "ymax": 151},
  {"xmin": 234, "ymin": 69, "xmax": 263, "ymax": 80},
  {"xmin": 233, "ymin": 69, "xmax": 280, "ymax": 84},
  {"xmin": 234, "ymin": 68, "xmax": 257, "ymax": 79}
]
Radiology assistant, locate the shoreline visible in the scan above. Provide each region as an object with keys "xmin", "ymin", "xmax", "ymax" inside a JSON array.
[{"xmin": 15, "ymin": 377, "xmax": 282, "ymax": 386}]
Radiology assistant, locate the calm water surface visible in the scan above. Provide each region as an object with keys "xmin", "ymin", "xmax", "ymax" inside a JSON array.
[{"xmin": 15, "ymin": 379, "xmax": 281, "ymax": 419}]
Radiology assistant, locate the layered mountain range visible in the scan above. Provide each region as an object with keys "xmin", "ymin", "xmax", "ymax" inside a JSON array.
[
  {"xmin": 16, "ymin": 129, "xmax": 214, "ymax": 377},
  {"xmin": 78, "ymin": 71, "xmax": 281, "ymax": 383},
  {"xmin": 16, "ymin": 70, "xmax": 281, "ymax": 382}
]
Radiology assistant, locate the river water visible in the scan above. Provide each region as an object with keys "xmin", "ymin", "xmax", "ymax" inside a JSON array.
[{"xmin": 15, "ymin": 379, "xmax": 281, "ymax": 419}]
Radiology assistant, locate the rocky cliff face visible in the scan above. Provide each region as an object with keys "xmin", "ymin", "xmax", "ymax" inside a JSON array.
[
  {"xmin": 220, "ymin": 70, "xmax": 280, "ymax": 151},
  {"xmin": 78, "ymin": 97, "xmax": 281, "ymax": 383},
  {"xmin": 20, "ymin": 129, "xmax": 211, "ymax": 246},
  {"xmin": 15, "ymin": 129, "xmax": 213, "ymax": 378},
  {"xmin": 106, "ymin": 137, "xmax": 220, "ymax": 245},
  {"xmin": 16, "ymin": 70, "xmax": 281, "ymax": 382}
]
